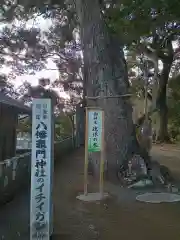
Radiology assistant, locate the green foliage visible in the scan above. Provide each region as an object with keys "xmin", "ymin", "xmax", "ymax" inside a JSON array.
[
  {"xmin": 0, "ymin": 1, "xmax": 82, "ymax": 106},
  {"xmin": 106, "ymin": 0, "xmax": 180, "ymax": 142},
  {"xmin": 105, "ymin": 0, "xmax": 180, "ymax": 44},
  {"xmin": 17, "ymin": 113, "xmax": 74, "ymax": 141},
  {"xmin": 17, "ymin": 116, "xmax": 32, "ymax": 133},
  {"xmin": 55, "ymin": 113, "xmax": 74, "ymax": 140}
]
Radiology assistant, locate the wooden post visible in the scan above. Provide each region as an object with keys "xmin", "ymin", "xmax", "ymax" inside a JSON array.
[
  {"xmin": 84, "ymin": 107, "xmax": 89, "ymax": 195},
  {"xmin": 77, "ymin": 107, "xmax": 107, "ymax": 202},
  {"xmin": 99, "ymin": 110, "xmax": 105, "ymax": 196}
]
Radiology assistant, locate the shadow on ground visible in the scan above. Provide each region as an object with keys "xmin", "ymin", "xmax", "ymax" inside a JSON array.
[{"xmin": 1, "ymin": 145, "xmax": 180, "ymax": 240}]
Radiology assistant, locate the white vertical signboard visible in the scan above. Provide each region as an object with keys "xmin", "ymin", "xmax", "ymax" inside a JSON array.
[{"xmin": 30, "ymin": 99, "xmax": 52, "ymax": 240}]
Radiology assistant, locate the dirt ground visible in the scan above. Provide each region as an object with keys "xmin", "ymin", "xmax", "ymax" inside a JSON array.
[{"xmin": 53, "ymin": 145, "xmax": 180, "ymax": 240}]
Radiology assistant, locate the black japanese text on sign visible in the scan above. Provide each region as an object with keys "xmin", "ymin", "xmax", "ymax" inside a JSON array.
[
  {"xmin": 92, "ymin": 112, "xmax": 99, "ymax": 148},
  {"xmin": 35, "ymin": 120, "xmax": 48, "ymax": 232},
  {"xmin": 36, "ymin": 103, "xmax": 48, "ymax": 120}
]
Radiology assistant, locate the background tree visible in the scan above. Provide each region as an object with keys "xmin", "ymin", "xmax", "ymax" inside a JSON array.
[
  {"xmin": 1, "ymin": 0, "xmax": 180, "ymax": 180},
  {"xmin": 106, "ymin": 0, "xmax": 180, "ymax": 142}
]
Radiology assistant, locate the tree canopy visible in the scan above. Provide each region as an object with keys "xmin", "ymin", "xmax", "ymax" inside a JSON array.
[{"xmin": 0, "ymin": 0, "xmax": 180, "ymax": 142}]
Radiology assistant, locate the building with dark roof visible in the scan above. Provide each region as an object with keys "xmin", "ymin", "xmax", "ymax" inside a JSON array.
[
  {"xmin": 0, "ymin": 92, "xmax": 31, "ymax": 161},
  {"xmin": 0, "ymin": 93, "xmax": 30, "ymax": 114}
]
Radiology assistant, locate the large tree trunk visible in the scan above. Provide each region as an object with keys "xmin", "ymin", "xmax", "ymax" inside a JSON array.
[
  {"xmin": 157, "ymin": 61, "xmax": 172, "ymax": 142},
  {"xmin": 75, "ymin": 0, "xmax": 134, "ymax": 181},
  {"xmin": 75, "ymin": 104, "xmax": 85, "ymax": 147}
]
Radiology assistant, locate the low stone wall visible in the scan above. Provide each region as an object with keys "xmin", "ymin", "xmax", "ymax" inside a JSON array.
[{"xmin": 0, "ymin": 137, "xmax": 75, "ymax": 205}]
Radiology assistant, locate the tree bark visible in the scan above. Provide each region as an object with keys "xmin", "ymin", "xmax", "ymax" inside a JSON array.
[
  {"xmin": 75, "ymin": 0, "xmax": 134, "ymax": 181},
  {"xmin": 75, "ymin": 104, "xmax": 85, "ymax": 147},
  {"xmin": 157, "ymin": 61, "xmax": 172, "ymax": 142}
]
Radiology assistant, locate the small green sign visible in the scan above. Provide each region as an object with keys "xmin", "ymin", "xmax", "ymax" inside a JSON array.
[{"xmin": 87, "ymin": 110, "xmax": 102, "ymax": 152}]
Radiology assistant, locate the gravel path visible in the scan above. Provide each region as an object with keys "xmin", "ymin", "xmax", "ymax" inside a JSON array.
[
  {"xmin": 1, "ymin": 146, "xmax": 180, "ymax": 240},
  {"xmin": 0, "ymin": 189, "xmax": 29, "ymax": 239}
]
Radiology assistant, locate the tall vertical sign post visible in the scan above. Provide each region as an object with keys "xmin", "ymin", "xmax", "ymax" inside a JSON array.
[
  {"xmin": 30, "ymin": 98, "xmax": 53, "ymax": 239},
  {"xmin": 77, "ymin": 107, "xmax": 107, "ymax": 202}
]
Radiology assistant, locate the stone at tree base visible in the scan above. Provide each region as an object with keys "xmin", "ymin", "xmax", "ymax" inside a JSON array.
[
  {"xmin": 136, "ymin": 192, "xmax": 180, "ymax": 203},
  {"xmin": 117, "ymin": 152, "xmax": 176, "ymax": 190},
  {"xmin": 76, "ymin": 192, "xmax": 109, "ymax": 202},
  {"xmin": 128, "ymin": 179, "xmax": 153, "ymax": 189}
]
